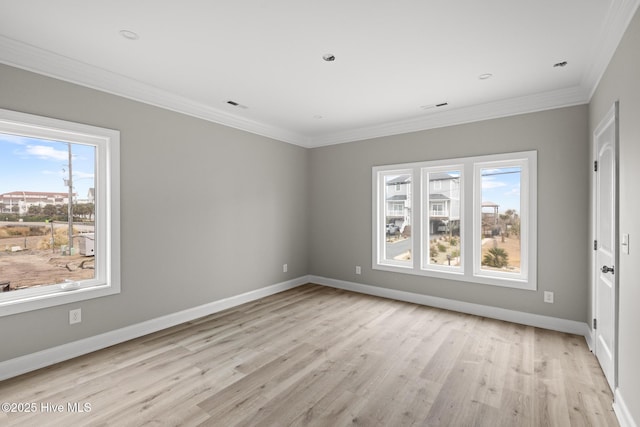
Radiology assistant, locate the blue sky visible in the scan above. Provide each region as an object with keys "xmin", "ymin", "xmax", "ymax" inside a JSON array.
[
  {"xmin": 384, "ymin": 167, "xmax": 521, "ymax": 215},
  {"xmin": 0, "ymin": 133, "xmax": 95, "ymax": 198},
  {"xmin": 481, "ymin": 167, "xmax": 521, "ymax": 214}
]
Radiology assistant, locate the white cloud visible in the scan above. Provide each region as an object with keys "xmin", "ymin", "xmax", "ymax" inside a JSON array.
[
  {"xmin": 481, "ymin": 177, "xmax": 507, "ymax": 189},
  {"xmin": 0, "ymin": 134, "xmax": 29, "ymax": 145},
  {"xmin": 24, "ymin": 145, "xmax": 68, "ymax": 161}
]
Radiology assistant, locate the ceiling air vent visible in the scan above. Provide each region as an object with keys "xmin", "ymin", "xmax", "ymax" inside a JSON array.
[
  {"xmin": 226, "ymin": 100, "xmax": 248, "ymax": 109},
  {"xmin": 420, "ymin": 102, "xmax": 449, "ymax": 111}
]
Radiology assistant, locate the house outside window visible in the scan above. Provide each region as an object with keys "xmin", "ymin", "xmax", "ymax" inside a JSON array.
[{"xmin": 373, "ymin": 151, "xmax": 536, "ymax": 290}]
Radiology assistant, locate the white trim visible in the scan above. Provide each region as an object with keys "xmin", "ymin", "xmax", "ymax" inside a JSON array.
[
  {"xmin": 614, "ymin": 388, "xmax": 639, "ymax": 427},
  {"xmin": 310, "ymin": 87, "xmax": 589, "ymax": 147},
  {"xmin": 374, "ymin": 168, "xmax": 414, "ymax": 269},
  {"xmin": 373, "ymin": 151, "xmax": 537, "ymax": 290},
  {"xmin": 0, "ymin": 37, "xmax": 596, "ymax": 149},
  {"xmin": 1, "ymin": 0, "xmax": 638, "ymax": 148},
  {"xmin": 1, "ymin": 275, "xmax": 596, "ymax": 382},
  {"xmin": 0, "ymin": 36, "xmax": 308, "ymax": 147},
  {"xmin": 2, "ymin": 275, "xmax": 629, "ymax": 424},
  {"xmin": 0, "ymin": 276, "xmax": 309, "ymax": 381},
  {"xmin": 309, "ymin": 275, "xmax": 590, "ymax": 337},
  {"xmin": 422, "ymin": 166, "xmax": 465, "ymax": 275},
  {"xmin": 591, "ymin": 102, "xmax": 619, "ymax": 390},
  {"xmin": 584, "ymin": 326, "xmax": 595, "ymax": 352},
  {"xmin": 584, "ymin": 0, "xmax": 640, "ymax": 100},
  {"xmin": 472, "ymin": 157, "xmax": 534, "ymax": 287},
  {"xmin": 0, "ymin": 108, "xmax": 121, "ymax": 316}
]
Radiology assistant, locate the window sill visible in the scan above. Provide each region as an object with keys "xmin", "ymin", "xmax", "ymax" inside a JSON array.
[
  {"xmin": 373, "ymin": 263, "xmax": 536, "ymax": 291},
  {"xmin": 0, "ymin": 282, "xmax": 120, "ymax": 317}
]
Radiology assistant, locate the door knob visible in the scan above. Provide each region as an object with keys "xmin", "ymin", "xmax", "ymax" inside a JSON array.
[{"xmin": 601, "ymin": 265, "xmax": 615, "ymax": 274}]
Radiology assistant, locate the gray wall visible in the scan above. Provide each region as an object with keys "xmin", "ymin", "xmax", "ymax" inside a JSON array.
[
  {"xmin": 4, "ymin": 24, "xmax": 637, "ymax": 421},
  {"xmin": 590, "ymin": 7, "xmax": 640, "ymax": 424},
  {"xmin": 309, "ymin": 105, "xmax": 590, "ymax": 322},
  {"xmin": 0, "ymin": 63, "xmax": 309, "ymax": 361}
]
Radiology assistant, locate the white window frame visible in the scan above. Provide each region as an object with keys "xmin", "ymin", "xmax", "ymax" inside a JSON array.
[
  {"xmin": 422, "ymin": 165, "xmax": 465, "ymax": 275},
  {"xmin": 373, "ymin": 150, "xmax": 536, "ymax": 290},
  {"xmin": 431, "ymin": 202, "xmax": 444, "ymax": 216},
  {"xmin": 0, "ymin": 109, "xmax": 121, "ymax": 316},
  {"xmin": 473, "ymin": 158, "xmax": 531, "ymax": 284},
  {"xmin": 376, "ymin": 169, "xmax": 413, "ymax": 269}
]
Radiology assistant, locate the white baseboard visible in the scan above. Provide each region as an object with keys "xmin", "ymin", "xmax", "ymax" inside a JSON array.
[
  {"xmin": 614, "ymin": 388, "xmax": 638, "ymax": 427},
  {"xmin": 1, "ymin": 274, "xmax": 595, "ymax": 382},
  {"xmin": 584, "ymin": 325, "xmax": 595, "ymax": 351},
  {"xmin": 309, "ymin": 275, "xmax": 591, "ymax": 338},
  {"xmin": 0, "ymin": 276, "xmax": 309, "ymax": 381}
]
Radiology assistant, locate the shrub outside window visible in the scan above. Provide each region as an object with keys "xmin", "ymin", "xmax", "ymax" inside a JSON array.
[{"xmin": 373, "ymin": 151, "xmax": 536, "ymax": 290}]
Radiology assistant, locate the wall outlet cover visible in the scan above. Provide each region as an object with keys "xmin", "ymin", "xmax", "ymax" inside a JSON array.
[{"xmin": 69, "ymin": 308, "xmax": 82, "ymax": 324}]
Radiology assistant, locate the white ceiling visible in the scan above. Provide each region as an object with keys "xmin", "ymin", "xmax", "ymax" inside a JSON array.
[{"xmin": 1, "ymin": 0, "xmax": 638, "ymax": 147}]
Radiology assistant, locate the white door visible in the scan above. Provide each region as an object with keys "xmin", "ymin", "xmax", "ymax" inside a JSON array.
[{"xmin": 593, "ymin": 102, "xmax": 618, "ymax": 391}]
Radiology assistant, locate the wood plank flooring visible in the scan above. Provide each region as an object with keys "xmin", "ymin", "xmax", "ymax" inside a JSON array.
[{"xmin": 0, "ymin": 284, "xmax": 618, "ymax": 426}]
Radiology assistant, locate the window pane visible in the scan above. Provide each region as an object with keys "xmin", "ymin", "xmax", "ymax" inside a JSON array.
[
  {"xmin": 384, "ymin": 174, "xmax": 412, "ymax": 263},
  {"xmin": 425, "ymin": 170, "xmax": 461, "ymax": 267},
  {"xmin": 480, "ymin": 166, "xmax": 521, "ymax": 273},
  {"xmin": 0, "ymin": 133, "xmax": 96, "ymax": 293}
]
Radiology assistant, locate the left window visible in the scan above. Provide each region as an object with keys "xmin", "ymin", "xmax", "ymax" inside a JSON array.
[
  {"xmin": 0, "ymin": 109, "xmax": 120, "ymax": 316},
  {"xmin": 376, "ymin": 170, "xmax": 413, "ymax": 268}
]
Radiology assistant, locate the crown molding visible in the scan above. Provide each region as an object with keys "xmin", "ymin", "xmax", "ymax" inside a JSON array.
[
  {"xmin": 307, "ymin": 86, "xmax": 590, "ymax": 147},
  {"xmin": 1, "ymin": 0, "xmax": 637, "ymax": 151},
  {"xmin": 0, "ymin": 36, "xmax": 309, "ymax": 146},
  {"xmin": 582, "ymin": 0, "xmax": 640, "ymax": 100}
]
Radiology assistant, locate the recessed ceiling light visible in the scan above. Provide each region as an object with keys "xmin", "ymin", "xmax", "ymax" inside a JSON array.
[
  {"xmin": 553, "ymin": 61, "xmax": 568, "ymax": 67},
  {"xmin": 119, "ymin": 30, "xmax": 139, "ymax": 40},
  {"xmin": 322, "ymin": 54, "xmax": 336, "ymax": 62},
  {"xmin": 479, "ymin": 73, "xmax": 493, "ymax": 80}
]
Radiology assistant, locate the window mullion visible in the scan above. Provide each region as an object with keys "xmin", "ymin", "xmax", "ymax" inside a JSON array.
[{"xmin": 373, "ymin": 151, "xmax": 536, "ymax": 290}]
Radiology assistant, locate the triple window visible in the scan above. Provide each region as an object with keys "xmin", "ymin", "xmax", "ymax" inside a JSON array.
[{"xmin": 373, "ymin": 151, "xmax": 536, "ymax": 290}]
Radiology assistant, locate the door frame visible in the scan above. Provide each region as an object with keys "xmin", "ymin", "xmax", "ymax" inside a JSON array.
[{"xmin": 591, "ymin": 101, "xmax": 619, "ymax": 390}]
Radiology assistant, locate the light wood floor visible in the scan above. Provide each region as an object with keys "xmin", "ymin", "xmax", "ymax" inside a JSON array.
[{"xmin": 0, "ymin": 284, "xmax": 618, "ymax": 426}]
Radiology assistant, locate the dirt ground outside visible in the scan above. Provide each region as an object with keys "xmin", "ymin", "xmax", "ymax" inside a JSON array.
[
  {"xmin": 481, "ymin": 236, "xmax": 521, "ymax": 273},
  {"xmin": 0, "ymin": 234, "xmax": 94, "ymax": 291},
  {"xmin": 387, "ymin": 234, "xmax": 521, "ymax": 270}
]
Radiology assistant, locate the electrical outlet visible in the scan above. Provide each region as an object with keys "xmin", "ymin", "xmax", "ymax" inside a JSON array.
[
  {"xmin": 69, "ymin": 308, "xmax": 82, "ymax": 324},
  {"xmin": 283, "ymin": 264, "xmax": 288, "ymax": 273},
  {"xmin": 355, "ymin": 266, "xmax": 361, "ymax": 275},
  {"xmin": 543, "ymin": 291, "xmax": 554, "ymax": 304}
]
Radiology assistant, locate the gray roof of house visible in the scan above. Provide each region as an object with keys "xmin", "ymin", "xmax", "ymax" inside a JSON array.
[
  {"xmin": 429, "ymin": 193, "xmax": 450, "ymax": 200},
  {"xmin": 386, "ymin": 175, "xmax": 411, "ymax": 185},
  {"xmin": 429, "ymin": 172, "xmax": 456, "ymax": 181}
]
